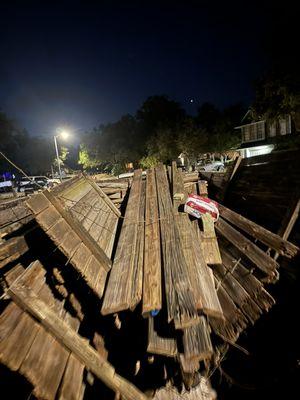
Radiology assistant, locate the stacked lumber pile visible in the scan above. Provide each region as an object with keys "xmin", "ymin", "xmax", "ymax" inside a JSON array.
[
  {"xmin": 94, "ymin": 176, "xmax": 131, "ymax": 207},
  {"xmin": 100, "ymin": 164, "xmax": 297, "ymax": 377},
  {"xmin": 0, "ymin": 168, "xmax": 298, "ymax": 399},
  {"xmin": 0, "ymin": 175, "xmax": 146, "ymax": 400},
  {"xmin": 0, "ymin": 197, "xmax": 33, "ymax": 240}
]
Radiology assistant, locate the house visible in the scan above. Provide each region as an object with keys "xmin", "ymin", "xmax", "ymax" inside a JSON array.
[{"xmin": 235, "ymin": 110, "xmax": 297, "ymax": 158}]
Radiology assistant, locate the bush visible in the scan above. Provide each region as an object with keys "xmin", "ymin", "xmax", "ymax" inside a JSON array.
[{"xmin": 139, "ymin": 155, "xmax": 160, "ymax": 169}]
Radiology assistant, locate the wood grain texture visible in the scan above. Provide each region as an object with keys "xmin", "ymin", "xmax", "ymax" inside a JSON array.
[
  {"xmin": 142, "ymin": 169, "xmax": 162, "ymax": 315},
  {"xmin": 218, "ymin": 203, "xmax": 299, "ymax": 257},
  {"xmin": 182, "ymin": 317, "xmax": 213, "ymax": 362},
  {"xmin": 155, "ymin": 164, "xmax": 198, "ymax": 329},
  {"xmin": 216, "ymin": 217, "xmax": 278, "ymax": 281},
  {"xmin": 8, "ymin": 278, "xmax": 148, "ymax": 400},
  {"xmin": 200, "ymin": 213, "xmax": 222, "ymax": 265},
  {"xmin": 0, "ymin": 198, "xmax": 33, "ymax": 237},
  {"xmin": 26, "ymin": 190, "xmax": 111, "ymax": 298},
  {"xmin": 172, "ymin": 161, "xmax": 185, "ymax": 200},
  {"xmin": 1, "ymin": 260, "xmax": 86, "ymax": 400},
  {"xmin": 187, "ymin": 218, "xmax": 223, "ymax": 319},
  {"xmin": 147, "ymin": 316, "xmax": 177, "ymax": 357},
  {"xmin": 0, "ymin": 236, "xmax": 29, "ymax": 269},
  {"xmin": 3, "ymin": 263, "xmax": 25, "ymax": 286},
  {"xmin": 102, "ymin": 170, "xmax": 144, "ymax": 315}
]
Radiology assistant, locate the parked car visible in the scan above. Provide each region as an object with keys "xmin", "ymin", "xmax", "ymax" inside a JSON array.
[
  {"xmin": 197, "ymin": 161, "xmax": 225, "ymax": 172},
  {"xmin": 0, "ymin": 179, "xmax": 14, "ymax": 194},
  {"xmin": 17, "ymin": 176, "xmax": 50, "ymax": 193},
  {"xmin": 48, "ymin": 174, "xmax": 77, "ymax": 187}
]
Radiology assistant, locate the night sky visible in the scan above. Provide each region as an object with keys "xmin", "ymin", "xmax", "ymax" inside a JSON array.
[{"xmin": 0, "ymin": 1, "xmax": 293, "ymax": 136}]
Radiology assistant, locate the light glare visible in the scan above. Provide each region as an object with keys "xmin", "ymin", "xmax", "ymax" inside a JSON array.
[{"xmin": 60, "ymin": 130, "xmax": 69, "ymax": 140}]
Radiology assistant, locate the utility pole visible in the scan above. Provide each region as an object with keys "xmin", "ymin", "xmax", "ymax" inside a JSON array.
[{"xmin": 54, "ymin": 135, "xmax": 62, "ymax": 181}]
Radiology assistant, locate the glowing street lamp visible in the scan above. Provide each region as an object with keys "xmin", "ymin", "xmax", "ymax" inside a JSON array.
[
  {"xmin": 59, "ymin": 129, "xmax": 69, "ymax": 140},
  {"xmin": 54, "ymin": 128, "xmax": 70, "ymax": 181}
]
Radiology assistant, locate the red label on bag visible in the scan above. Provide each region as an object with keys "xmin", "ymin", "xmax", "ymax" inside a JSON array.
[{"xmin": 184, "ymin": 194, "xmax": 219, "ymax": 221}]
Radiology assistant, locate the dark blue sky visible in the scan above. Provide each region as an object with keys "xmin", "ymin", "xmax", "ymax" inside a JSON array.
[{"xmin": 0, "ymin": 1, "xmax": 283, "ymax": 136}]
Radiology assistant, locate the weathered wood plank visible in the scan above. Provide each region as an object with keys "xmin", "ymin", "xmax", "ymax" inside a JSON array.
[
  {"xmin": 179, "ymin": 354, "xmax": 200, "ymax": 374},
  {"xmin": 86, "ymin": 176, "xmax": 121, "ymax": 218},
  {"xmin": 0, "ymin": 308, "xmax": 41, "ymax": 371},
  {"xmin": 273, "ymin": 197, "xmax": 300, "ymax": 260},
  {"xmin": 169, "ymin": 164, "xmax": 222, "ymax": 319},
  {"xmin": 101, "ymin": 210, "xmax": 119, "ymax": 259},
  {"xmin": 0, "ymin": 236, "xmax": 29, "ymax": 269},
  {"xmin": 28, "ymin": 191, "xmax": 111, "ymax": 271},
  {"xmin": 0, "ymin": 199, "xmax": 33, "ymax": 236},
  {"xmin": 200, "ymin": 213, "xmax": 222, "ymax": 265},
  {"xmin": 147, "ymin": 316, "xmax": 177, "ymax": 357},
  {"xmin": 131, "ymin": 179, "xmax": 145, "ymax": 309},
  {"xmin": 182, "ymin": 317, "xmax": 213, "ymax": 362},
  {"xmin": 4, "ymin": 263, "xmax": 25, "ymax": 286},
  {"xmin": 58, "ymin": 314, "xmax": 84, "ymax": 400},
  {"xmin": 44, "ymin": 191, "xmax": 112, "ymax": 271},
  {"xmin": 198, "ymin": 180, "xmax": 208, "ymax": 197},
  {"xmin": 155, "ymin": 164, "xmax": 198, "ymax": 328},
  {"xmin": 25, "ymin": 192, "xmax": 50, "ymax": 214},
  {"xmin": 218, "ymin": 203, "xmax": 299, "ymax": 258},
  {"xmin": 214, "ymin": 263, "xmax": 257, "ymax": 319},
  {"xmin": 19, "ymin": 274, "xmax": 69, "ymax": 400},
  {"xmin": 27, "ymin": 191, "xmax": 112, "ymax": 297},
  {"xmin": 0, "ymin": 303, "xmax": 24, "ymax": 343},
  {"xmin": 209, "ymin": 282, "xmax": 248, "ymax": 342},
  {"xmin": 220, "ymin": 248, "xmax": 263, "ymax": 298},
  {"xmin": 215, "ymin": 217, "xmax": 278, "ymax": 280},
  {"xmin": 102, "ymin": 170, "xmax": 144, "ymax": 315},
  {"xmin": 277, "ymin": 198, "xmax": 300, "ymax": 239},
  {"xmin": 188, "ymin": 219, "xmax": 223, "ymax": 318},
  {"xmin": 37, "ymin": 204, "xmax": 62, "ymax": 230},
  {"xmin": 172, "ymin": 161, "xmax": 185, "ymax": 200},
  {"xmin": 58, "ymin": 353, "xmax": 85, "ymax": 400},
  {"xmin": 0, "ymin": 261, "xmax": 46, "ymax": 371},
  {"xmin": 8, "ymin": 281, "xmax": 148, "ymax": 400},
  {"xmin": 97, "ymin": 181, "xmax": 129, "ymax": 190},
  {"xmin": 143, "ymin": 169, "xmax": 162, "ymax": 316},
  {"xmin": 2, "ymin": 260, "xmax": 84, "ymax": 400},
  {"xmin": 183, "ymin": 172, "xmax": 199, "ymax": 183}
]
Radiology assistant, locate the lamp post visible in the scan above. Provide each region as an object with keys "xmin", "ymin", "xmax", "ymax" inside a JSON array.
[
  {"xmin": 54, "ymin": 129, "xmax": 69, "ymax": 182},
  {"xmin": 54, "ymin": 135, "xmax": 62, "ymax": 181}
]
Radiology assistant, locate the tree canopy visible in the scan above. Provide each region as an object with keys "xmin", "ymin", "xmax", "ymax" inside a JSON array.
[
  {"xmin": 1, "ymin": 95, "xmax": 245, "ymax": 176},
  {"xmin": 78, "ymin": 97, "xmax": 243, "ymax": 172},
  {"xmin": 252, "ymin": 71, "xmax": 300, "ymax": 121}
]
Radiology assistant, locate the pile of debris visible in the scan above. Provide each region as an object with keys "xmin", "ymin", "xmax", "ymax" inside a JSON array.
[
  {"xmin": 93, "ymin": 176, "xmax": 130, "ymax": 208},
  {"xmin": 0, "ymin": 164, "xmax": 298, "ymax": 399}
]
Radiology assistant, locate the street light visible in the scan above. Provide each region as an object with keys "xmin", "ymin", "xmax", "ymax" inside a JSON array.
[{"xmin": 54, "ymin": 128, "xmax": 70, "ymax": 181}]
